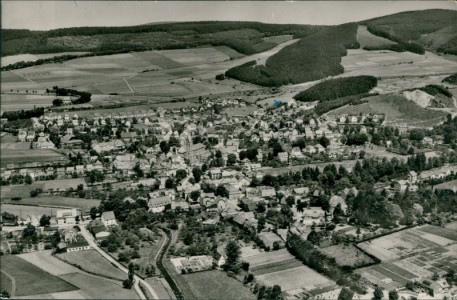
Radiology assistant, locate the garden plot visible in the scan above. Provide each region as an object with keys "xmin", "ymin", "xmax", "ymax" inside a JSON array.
[
  {"xmin": 319, "ymin": 244, "xmax": 376, "ymax": 268},
  {"xmin": 243, "ymin": 249, "xmax": 295, "ymax": 267},
  {"xmin": 256, "ymin": 265, "xmax": 334, "ymax": 291}
]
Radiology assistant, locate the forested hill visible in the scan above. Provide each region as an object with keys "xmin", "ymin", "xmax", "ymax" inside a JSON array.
[
  {"xmin": 225, "ymin": 23, "xmax": 360, "ymax": 86},
  {"xmin": 1, "ymin": 21, "xmax": 322, "ymax": 56},
  {"xmin": 362, "ymin": 9, "xmax": 457, "ymax": 54}
]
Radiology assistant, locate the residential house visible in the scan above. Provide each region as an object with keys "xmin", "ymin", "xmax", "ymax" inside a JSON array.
[
  {"xmin": 101, "ymin": 211, "xmax": 117, "ymax": 227},
  {"xmin": 302, "ymin": 207, "xmax": 326, "ymax": 225},
  {"xmin": 148, "ymin": 195, "xmax": 172, "ymax": 213}
]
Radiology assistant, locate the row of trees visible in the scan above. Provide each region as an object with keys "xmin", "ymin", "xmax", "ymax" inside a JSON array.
[{"xmin": 1, "ymin": 107, "xmax": 44, "ymax": 121}]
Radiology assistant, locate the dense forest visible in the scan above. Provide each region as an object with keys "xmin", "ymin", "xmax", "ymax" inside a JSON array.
[
  {"xmin": 2, "ymin": 21, "xmax": 321, "ymax": 57},
  {"xmin": 443, "ymin": 73, "xmax": 457, "ymax": 85},
  {"xmin": 414, "ymin": 84, "xmax": 453, "ymax": 98},
  {"xmin": 362, "ymin": 9, "xmax": 457, "ymax": 54},
  {"xmin": 293, "ymin": 76, "xmax": 377, "ymax": 102},
  {"xmin": 225, "ymin": 23, "xmax": 359, "ymax": 86}
]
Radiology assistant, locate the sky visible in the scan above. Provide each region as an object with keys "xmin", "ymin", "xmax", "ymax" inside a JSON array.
[{"xmin": 2, "ymin": 1, "xmax": 457, "ymax": 30}]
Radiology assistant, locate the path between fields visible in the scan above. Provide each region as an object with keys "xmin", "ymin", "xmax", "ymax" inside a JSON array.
[
  {"xmin": 79, "ymin": 226, "xmax": 159, "ymax": 299},
  {"xmin": 123, "ymin": 78, "xmax": 135, "ymax": 94},
  {"xmin": 1, "ymin": 269, "xmax": 16, "ymax": 297}
]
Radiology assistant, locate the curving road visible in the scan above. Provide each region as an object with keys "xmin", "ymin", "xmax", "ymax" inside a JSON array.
[{"xmin": 79, "ymin": 226, "xmax": 159, "ymax": 300}]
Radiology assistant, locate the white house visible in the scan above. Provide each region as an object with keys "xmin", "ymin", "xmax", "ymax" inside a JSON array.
[{"xmin": 101, "ymin": 211, "xmax": 117, "ymax": 227}]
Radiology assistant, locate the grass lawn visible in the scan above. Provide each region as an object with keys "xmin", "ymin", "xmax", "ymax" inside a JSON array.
[
  {"xmin": 182, "ymin": 270, "xmax": 255, "ymax": 300},
  {"xmin": 0, "ymin": 255, "xmax": 78, "ymax": 296},
  {"xmin": 57, "ymin": 250, "xmax": 126, "ymax": 280}
]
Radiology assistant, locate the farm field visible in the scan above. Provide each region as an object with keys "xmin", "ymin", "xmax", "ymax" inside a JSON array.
[
  {"xmin": 328, "ymin": 94, "xmax": 446, "ymax": 128},
  {"xmin": 18, "ymin": 250, "xmax": 80, "ymax": 276},
  {"xmin": 0, "ymin": 254, "xmax": 78, "ymax": 297},
  {"xmin": 319, "ymin": 244, "xmax": 376, "ymax": 268},
  {"xmin": 0, "ymin": 271, "xmax": 13, "ymax": 296},
  {"xmin": 0, "ymin": 93, "xmax": 54, "ymax": 111},
  {"xmin": 1, "ymin": 142, "xmax": 31, "ymax": 149},
  {"xmin": 243, "ymin": 249, "xmax": 335, "ymax": 292},
  {"xmin": 57, "ymin": 250, "xmax": 126, "ymax": 280},
  {"xmin": 356, "ymin": 25, "xmax": 397, "ymax": 48},
  {"xmin": 58, "ymin": 272, "xmax": 139, "ymax": 299},
  {"xmin": 181, "ymin": 270, "xmax": 255, "ymax": 300},
  {"xmin": 341, "ymin": 49, "xmax": 457, "ymax": 78},
  {"xmin": 1, "ymin": 204, "xmax": 59, "ymax": 218},
  {"xmin": 2, "ymin": 196, "xmax": 101, "ymax": 211},
  {"xmin": 2, "ymin": 52, "xmax": 90, "ymax": 66},
  {"xmin": 0, "ymin": 148, "xmax": 68, "ymax": 167},
  {"xmin": 1, "ymin": 38, "xmax": 293, "ymax": 101},
  {"xmin": 145, "ymin": 277, "xmax": 175, "ymax": 300},
  {"xmin": 1, "ymin": 183, "xmax": 45, "ymax": 199},
  {"xmin": 374, "ymin": 75, "xmax": 449, "ymax": 94}
]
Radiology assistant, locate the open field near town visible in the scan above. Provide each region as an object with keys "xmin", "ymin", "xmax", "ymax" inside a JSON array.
[
  {"xmin": 2, "ymin": 196, "xmax": 101, "ymax": 211},
  {"xmin": 1, "ymin": 94, "xmax": 54, "ymax": 111},
  {"xmin": 1, "ymin": 148, "xmax": 68, "ymax": 167},
  {"xmin": 58, "ymin": 272, "xmax": 139, "ymax": 299},
  {"xmin": 0, "ymin": 254, "xmax": 78, "ymax": 297},
  {"xmin": 328, "ymin": 94, "xmax": 446, "ymax": 128},
  {"xmin": 1, "ymin": 204, "xmax": 58, "ymax": 218},
  {"xmin": 57, "ymin": 250, "xmax": 126, "ymax": 280},
  {"xmin": 374, "ymin": 75, "xmax": 450, "ymax": 94},
  {"xmin": 341, "ymin": 49, "xmax": 457, "ymax": 78},
  {"xmin": 181, "ymin": 270, "xmax": 255, "ymax": 300},
  {"xmin": 18, "ymin": 250, "xmax": 80, "ymax": 276},
  {"xmin": 1, "ymin": 142, "xmax": 31, "ymax": 149},
  {"xmin": 0, "ymin": 271, "xmax": 13, "ymax": 296},
  {"xmin": 256, "ymin": 265, "xmax": 334, "ymax": 291},
  {"xmin": 1, "ymin": 39, "xmax": 293, "ymax": 103},
  {"xmin": 319, "ymin": 244, "xmax": 376, "ymax": 268},
  {"xmin": 1, "ymin": 183, "xmax": 45, "ymax": 199},
  {"xmin": 243, "ymin": 249, "xmax": 335, "ymax": 291},
  {"xmin": 356, "ymin": 25, "xmax": 397, "ymax": 48}
]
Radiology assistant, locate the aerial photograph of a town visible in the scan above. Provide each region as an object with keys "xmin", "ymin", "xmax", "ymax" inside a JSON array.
[{"xmin": 0, "ymin": 0, "xmax": 457, "ymax": 299}]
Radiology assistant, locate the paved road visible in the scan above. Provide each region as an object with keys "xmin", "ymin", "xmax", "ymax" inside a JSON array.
[{"xmin": 80, "ymin": 226, "xmax": 159, "ymax": 299}]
